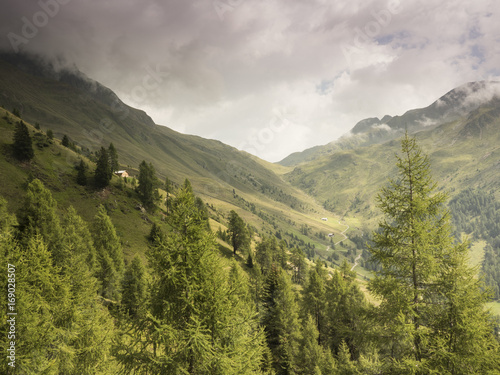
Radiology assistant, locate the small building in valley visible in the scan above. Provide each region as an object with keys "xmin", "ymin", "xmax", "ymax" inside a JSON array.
[{"xmin": 114, "ymin": 170, "xmax": 129, "ymax": 178}]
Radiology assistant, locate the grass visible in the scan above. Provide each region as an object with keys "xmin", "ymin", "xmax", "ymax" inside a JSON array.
[
  {"xmin": 469, "ymin": 240, "xmax": 486, "ymax": 269},
  {"xmin": 486, "ymin": 301, "xmax": 500, "ymax": 318}
]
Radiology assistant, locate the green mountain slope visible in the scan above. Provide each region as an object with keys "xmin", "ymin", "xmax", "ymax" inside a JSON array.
[
  {"xmin": 0, "ymin": 53, "xmax": 352, "ymax": 264},
  {"xmin": 279, "ymin": 81, "xmax": 500, "ymax": 166},
  {"xmin": 285, "ymin": 95, "xmax": 500, "ymax": 221}
]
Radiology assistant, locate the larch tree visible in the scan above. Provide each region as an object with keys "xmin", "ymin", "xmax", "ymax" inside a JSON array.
[
  {"xmin": 301, "ymin": 261, "xmax": 328, "ymax": 346},
  {"xmin": 260, "ymin": 264, "xmax": 302, "ymax": 374},
  {"xmin": 369, "ymin": 133, "xmax": 499, "ymax": 373},
  {"xmin": 17, "ymin": 179, "xmax": 65, "ymax": 265},
  {"xmin": 92, "ymin": 204, "xmax": 124, "ymax": 301},
  {"xmin": 61, "ymin": 206, "xmax": 118, "ymax": 374},
  {"xmin": 121, "ymin": 255, "xmax": 148, "ymax": 319},
  {"xmin": 116, "ymin": 184, "xmax": 266, "ymax": 374},
  {"xmin": 228, "ymin": 210, "xmax": 249, "ymax": 255}
]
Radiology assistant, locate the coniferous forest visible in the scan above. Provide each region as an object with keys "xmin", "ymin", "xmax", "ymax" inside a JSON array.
[{"xmin": 1, "ymin": 127, "xmax": 499, "ymax": 374}]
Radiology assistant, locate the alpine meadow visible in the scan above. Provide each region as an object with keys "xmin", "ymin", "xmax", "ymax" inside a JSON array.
[{"xmin": 1, "ymin": 2, "xmax": 500, "ymax": 373}]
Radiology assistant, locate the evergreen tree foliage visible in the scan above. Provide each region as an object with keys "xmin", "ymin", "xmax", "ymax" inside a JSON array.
[
  {"xmin": 261, "ymin": 265, "xmax": 302, "ymax": 374},
  {"xmin": 121, "ymin": 256, "xmax": 148, "ymax": 319},
  {"xmin": 61, "ymin": 206, "xmax": 97, "ymax": 271},
  {"xmin": 148, "ymin": 222, "xmax": 164, "ymax": 245},
  {"xmin": 62, "ymin": 134, "xmax": 70, "ymax": 147},
  {"xmin": 290, "ymin": 247, "xmax": 307, "ymax": 284},
  {"xmin": 116, "ymin": 184, "xmax": 266, "ymax": 374},
  {"xmin": 228, "ymin": 210, "xmax": 249, "ymax": 255},
  {"xmin": 12, "ymin": 120, "xmax": 34, "ymax": 161},
  {"xmin": 94, "ymin": 147, "xmax": 112, "ymax": 188},
  {"xmin": 17, "ymin": 178, "xmax": 65, "ymax": 265},
  {"xmin": 108, "ymin": 142, "xmax": 119, "ymax": 172},
  {"xmin": 92, "ymin": 205, "xmax": 124, "ymax": 301},
  {"xmin": 10, "ymin": 235, "xmax": 74, "ymax": 373},
  {"xmin": 76, "ymin": 159, "xmax": 87, "ymax": 186},
  {"xmin": 298, "ymin": 315, "xmax": 337, "ymax": 375},
  {"xmin": 368, "ymin": 133, "xmax": 499, "ymax": 373},
  {"xmin": 324, "ymin": 261, "xmax": 369, "ymax": 361},
  {"xmin": 164, "ymin": 176, "xmax": 172, "ymax": 213},
  {"xmin": 137, "ymin": 160, "xmax": 157, "ymax": 209},
  {"xmin": 61, "ymin": 207, "xmax": 118, "ymax": 374},
  {"xmin": 46, "ymin": 129, "xmax": 54, "ymax": 140},
  {"xmin": 12, "ymin": 107, "xmax": 21, "ymax": 118},
  {"xmin": 256, "ymin": 236, "xmax": 280, "ymax": 275},
  {"xmin": 301, "ymin": 261, "xmax": 327, "ymax": 346}
]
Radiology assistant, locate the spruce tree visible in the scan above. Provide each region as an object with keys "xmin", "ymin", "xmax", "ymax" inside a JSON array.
[
  {"xmin": 94, "ymin": 147, "xmax": 112, "ymax": 188},
  {"xmin": 369, "ymin": 133, "xmax": 500, "ymax": 373},
  {"xmin": 12, "ymin": 120, "xmax": 34, "ymax": 161}
]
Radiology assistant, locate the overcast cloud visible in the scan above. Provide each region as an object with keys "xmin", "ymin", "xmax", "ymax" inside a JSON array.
[{"xmin": 1, "ymin": 0, "xmax": 499, "ymax": 161}]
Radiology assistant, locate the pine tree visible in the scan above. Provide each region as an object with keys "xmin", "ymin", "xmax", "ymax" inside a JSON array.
[
  {"xmin": 61, "ymin": 206, "xmax": 97, "ymax": 271},
  {"xmin": 228, "ymin": 210, "xmax": 249, "ymax": 255},
  {"xmin": 256, "ymin": 236, "xmax": 280, "ymax": 275},
  {"xmin": 12, "ymin": 120, "xmax": 34, "ymax": 161},
  {"xmin": 60, "ymin": 206, "xmax": 117, "ymax": 374},
  {"xmin": 92, "ymin": 205, "xmax": 124, "ymax": 301},
  {"xmin": 298, "ymin": 315, "xmax": 337, "ymax": 375},
  {"xmin": 137, "ymin": 160, "xmax": 157, "ymax": 209},
  {"xmin": 46, "ymin": 129, "xmax": 54, "ymax": 140},
  {"xmin": 11, "ymin": 235, "xmax": 74, "ymax": 373},
  {"xmin": 116, "ymin": 184, "xmax": 266, "ymax": 374},
  {"xmin": 290, "ymin": 247, "xmax": 307, "ymax": 284},
  {"xmin": 121, "ymin": 255, "xmax": 148, "ymax": 319},
  {"xmin": 17, "ymin": 178, "xmax": 65, "ymax": 265},
  {"xmin": 261, "ymin": 265, "xmax": 302, "ymax": 374},
  {"xmin": 164, "ymin": 177, "xmax": 172, "ymax": 213},
  {"xmin": 369, "ymin": 133, "xmax": 500, "ymax": 373},
  {"xmin": 148, "ymin": 222, "xmax": 164, "ymax": 245},
  {"xmin": 108, "ymin": 142, "xmax": 119, "ymax": 172},
  {"xmin": 301, "ymin": 261, "xmax": 327, "ymax": 346},
  {"xmin": 94, "ymin": 147, "xmax": 112, "ymax": 188},
  {"xmin": 62, "ymin": 134, "xmax": 70, "ymax": 147},
  {"xmin": 76, "ymin": 159, "xmax": 87, "ymax": 186},
  {"xmin": 324, "ymin": 261, "xmax": 368, "ymax": 360}
]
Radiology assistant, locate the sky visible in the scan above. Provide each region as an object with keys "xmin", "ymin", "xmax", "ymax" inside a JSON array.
[{"xmin": 1, "ymin": 0, "xmax": 499, "ymax": 162}]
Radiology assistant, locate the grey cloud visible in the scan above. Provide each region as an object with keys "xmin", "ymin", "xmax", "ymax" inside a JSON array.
[{"xmin": 1, "ymin": 0, "xmax": 499, "ymax": 161}]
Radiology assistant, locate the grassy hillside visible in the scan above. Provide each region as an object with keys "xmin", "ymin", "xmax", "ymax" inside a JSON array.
[
  {"xmin": 0, "ymin": 55, "xmax": 357, "ymax": 256},
  {"xmin": 286, "ymin": 97, "xmax": 500, "ymax": 222}
]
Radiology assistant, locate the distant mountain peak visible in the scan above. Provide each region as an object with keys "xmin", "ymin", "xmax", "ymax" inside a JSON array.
[{"xmin": 279, "ymin": 80, "xmax": 500, "ymax": 166}]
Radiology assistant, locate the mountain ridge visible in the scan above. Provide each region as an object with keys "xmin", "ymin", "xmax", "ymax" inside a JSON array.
[{"xmin": 278, "ymin": 80, "xmax": 500, "ymax": 166}]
